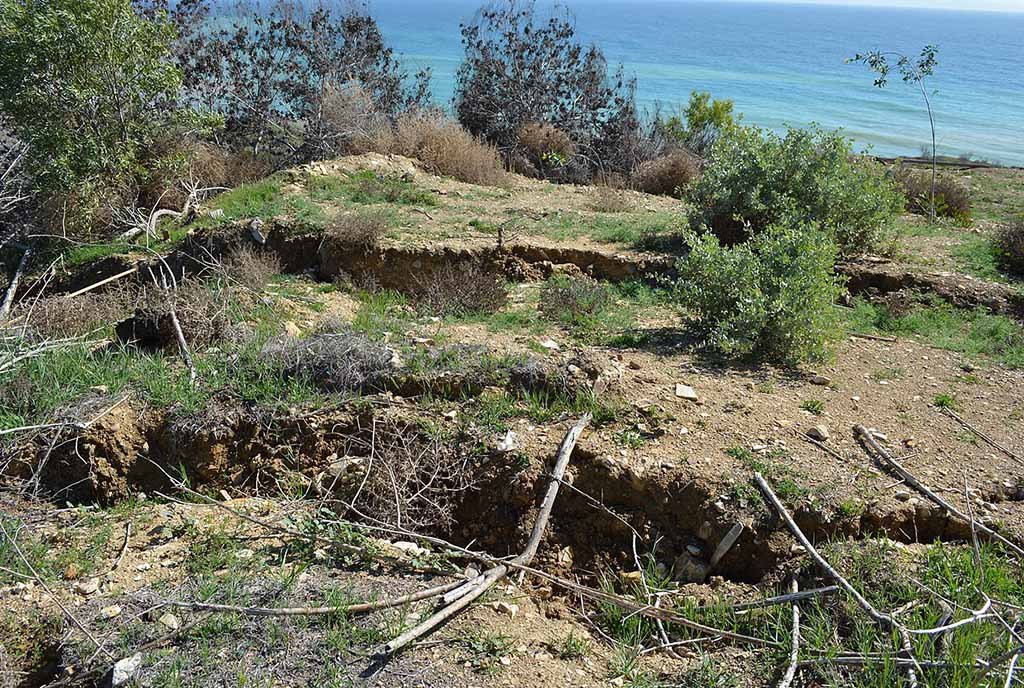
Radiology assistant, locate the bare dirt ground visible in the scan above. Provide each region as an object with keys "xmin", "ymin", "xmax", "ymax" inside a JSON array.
[{"xmin": 3, "ymin": 154, "xmax": 1023, "ymax": 688}]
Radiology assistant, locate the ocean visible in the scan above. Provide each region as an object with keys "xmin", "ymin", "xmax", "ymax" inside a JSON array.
[{"xmin": 365, "ymin": 0, "xmax": 1024, "ymax": 166}]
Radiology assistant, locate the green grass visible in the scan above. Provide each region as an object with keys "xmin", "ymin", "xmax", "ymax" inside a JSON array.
[
  {"xmin": 847, "ymin": 298, "xmax": 1024, "ymax": 369},
  {"xmin": 307, "ymin": 171, "xmax": 437, "ymax": 207},
  {"xmin": 951, "ymin": 235, "xmax": 1019, "ymax": 285},
  {"xmin": 800, "ymin": 399, "xmax": 825, "ymax": 416},
  {"xmin": 202, "ymin": 176, "xmax": 327, "ymax": 227}
]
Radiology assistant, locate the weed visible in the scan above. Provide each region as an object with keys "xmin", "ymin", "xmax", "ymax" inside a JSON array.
[
  {"xmin": 461, "ymin": 630, "xmax": 514, "ymax": 675},
  {"xmin": 614, "ymin": 429, "xmax": 646, "ymax": 449},
  {"xmin": 801, "ymin": 399, "xmax": 825, "ymax": 415},
  {"xmin": 870, "ymin": 367, "xmax": 904, "ymax": 381},
  {"xmin": 556, "ymin": 631, "xmax": 591, "ymax": 660},
  {"xmin": 933, "ymin": 392, "xmax": 958, "ymax": 410},
  {"xmin": 309, "ymin": 171, "xmax": 437, "ymax": 207}
]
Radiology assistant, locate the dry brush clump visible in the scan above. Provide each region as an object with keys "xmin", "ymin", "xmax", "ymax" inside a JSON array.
[
  {"xmin": 413, "ymin": 263, "xmax": 509, "ymax": 317},
  {"xmin": 589, "ymin": 184, "xmax": 633, "ymax": 213},
  {"xmin": 338, "ymin": 418, "xmax": 476, "ymax": 531},
  {"xmin": 539, "ymin": 275, "xmax": 614, "ymax": 329},
  {"xmin": 14, "ymin": 287, "xmax": 135, "ymax": 339},
  {"xmin": 994, "ymin": 217, "xmax": 1024, "ymax": 275},
  {"xmin": 373, "ymin": 112, "xmax": 507, "ymax": 186},
  {"xmin": 630, "ymin": 150, "xmax": 700, "ymax": 198},
  {"xmin": 891, "ymin": 165, "xmax": 972, "ymax": 223},
  {"xmin": 222, "ymin": 245, "xmax": 281, "ymax": 292},
  {"xmin": 262, "ymin": 328, "xmax": 394, "ymax": 395},
  {"xmin": 326, "ymin": 211, "xmax": 389, "ymax": 251}
]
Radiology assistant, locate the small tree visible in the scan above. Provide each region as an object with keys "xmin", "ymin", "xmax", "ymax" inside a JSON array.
[
  {"xmin": 848, "ymin": 45, "xmax": 940, "ymax": 220},
  {"xmin": 0, "ymin": 0, "xmax": 181, "ymax": 195},
  {"xmin": 454, "ymin": 0, "xmax": 643, "ymax": 180}
]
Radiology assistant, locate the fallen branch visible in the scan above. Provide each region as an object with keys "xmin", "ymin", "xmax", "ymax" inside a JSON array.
[
  {"xmin": 941, "ymin": 408, "xmax": 1022, "ymax": 466},
  {"xmin": 854, "ymin": 425, "xmax": 1024, "ymax": 558},
  {"xmin": 848, "ymin": 331, "xmax": 897, "ymax": 343},
  {"xmin": 730, "ymin": 586, "xmax": 840, "ymax": 612},
  {"xmin": 792, "ymin": 429, "xmax": 846, "ymax": 462},
  {"xmin": 0, "ymin": 244, "xmax": 31, "ymax": 322},
  {"xmin": 165, "ymin": 579, "xmax": 464, "ymax": 617},
  {"xmin": 755, "ymin": 473, "xmax": 920, "ymax": 687},
  {"xmin": 63, "ymin": 266, "xmax": 139, "ymax": 301},
  {"xmin": 778, "ymin": 578, "xmax": 800, "ymax": 688},
  {"xmin": 377, "ymin": 413, "xmax": 591, "ymax": 657},
  {"xmin": 112, "ymin": 522, "xmax": 131, "ymax": 571}
]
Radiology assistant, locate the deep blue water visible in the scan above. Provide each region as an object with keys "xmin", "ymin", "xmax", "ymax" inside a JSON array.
[{"xmin": 364, "ymin": 0, "xmax": 1024, "ymax": 165}]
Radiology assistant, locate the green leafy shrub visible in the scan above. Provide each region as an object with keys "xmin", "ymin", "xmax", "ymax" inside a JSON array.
[
  {"xmin": 687, "ymin": 125, "xmax": 903, "ymax": 255},
  {"xmin": 891, "ymin": 165, "xmax": 972, "ymax": 224},
  {"xmin": 675, "ymin": 219, "xmax": 844, "ymax": 363},
  {"xmin": 653, "ymin": 91, "xmax": 737, "ymax": 156},
  {"xmin": 0, "ymin": 0, "xmax": 183, "ymax": 227}
]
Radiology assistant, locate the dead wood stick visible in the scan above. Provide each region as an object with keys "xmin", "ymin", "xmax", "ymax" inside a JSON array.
[
  {"xmin": 0, "ymin": 520, "xmax": 114, "ymax": 660},
  {"xmin": 379, "ymin": 413, "xmax": 592, "ymax": 656},
  {"xmin": 756, "ymin": 472, "xmax": 921, "ymax": 687},
  {"xmin": 755, "ymin": 473, "xmax": 892, "ymax": 627},
  {"xmin": 941, "ymin": 408, "xmax": 1023, "ymax": 466},
  {"xmin": 166, "ymin": 579, "xmax": 464, "ymax": 617},
  {"xmin": 62, "ymin": 266, "xmax": 139, "ymax": 300},
  {"xmin": 854, "ymin": 425, "xmax": 1024, "ymax": 558},
  {"xmin": 848, "ymin": 331, "xmax": 897, "ymax": 343},
  {"xmin": 112, "ymin": 522, "xmax": 131, "ymax": 571},
  {"xmin": 0, "ymin": 244, "xmax": 31, "ymax": 322},
  {"xmin": 778, "ymin": 578, "xmax": 800, "ymax": 688},
  {"xmin": 792, "ymin": 430, "xmax": 846, "ymax": 462},
  {"xmin": 709, "ymin": 522, "xmax": 745, "ymax": 570},
  {"xmin": 730, "ymin": 586, "xmax": 840, "ymax": 612}
]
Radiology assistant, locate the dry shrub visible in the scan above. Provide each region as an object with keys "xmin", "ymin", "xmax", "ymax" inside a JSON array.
[
  {"xmin": 518, "ymin": 122, "xmax": 575, "ymax": 165},
  {"xmin": 891, "ymin": 166, "xmax": 972, "ymax": 223},
  {"xmin": 631, "ymin": 151, "xmax": 700, "ymax": 197},
  {"xmin": 327, "ymin": 211, "xmax": 389, "ymax": 251},
  {"xmin": 372, "ymin": 112, "xmax": 506, "ymax": 186},
  {"xmin": 590, "ymin": 185, "xmax": 633, "ymax": 213},
  {"xmin": 262, "ymin": 329, "xmax": 393, "ymax": 394},
  {"xmin": 119, "ymin": 280, "xmax": 233, "ymax": 350},
  {"xmin": 17, "ymin": 288, "xmax": 134, "ymax": 338},
  {"xmin": 413, "ymin": 263, "xmax": 508, "ymax": 317},
  {"xmin": 995, "ymin": 218, "xmax": 1024, "ymax": 275},
  {"xmin": 341, "ymin": 419, "xmax": 474, "ymax": 530},
  {"xmin": 222, "ymin": 246, "xmax": 281, "ymax": 291},
  {"xmin": 539, "ymin": 275, "xmax": 613, "ymax": 328},
  {"xmin": 321, "ymin": 83, "xmax": 390, "ymax": 156}
]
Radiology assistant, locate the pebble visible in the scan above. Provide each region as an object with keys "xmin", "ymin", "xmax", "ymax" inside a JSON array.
[
  {"xmin": 157, "ymin": 612, "xmax": 180, "ymax": 631},
  {"xmin": 811, "ymin": 374, "xmax": 832, "ymax": 386},
  {"xmin": 100, "ymin": 605, "xmax": 122, "ymax": 620},
  {"xmin": 675, "ymin": 384, "xmax": 699, "ymax": 401},
  {"xmin": 807, "ymin": 424, "xmax": 831, "ymax": 442},
  {"xmin": 74, "ymin": 578, "xmax": 100, "ymax": 596},
  {"xmin": 895, "ymin": 491, "xmax": 912, "ymax": 501},
  {"xmin": 111, "ymin": 654, "xmax": 143, "ymax": 687}
]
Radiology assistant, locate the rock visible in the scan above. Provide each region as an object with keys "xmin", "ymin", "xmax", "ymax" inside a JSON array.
[
  {"xmin": 74, "ymin": 578, "xmax": 100, "ymax": 596},
  {"xmin": 675, "ymin": 384, "xmax": 698, "ymax": 401},
  {"xmin": 249, "ymin": 217, "xmax": 266, "ymax": 244},
  {"xmin": 491, "ymin": 601, "xmax": 519, "ymax": 619},
  {"xmin": 100, "ymin": 605, "xmax": 122, "ymax": 620},
  {"xmin": 811, "ymin": 374, "xmax": 831, "ymax": 386},
  {"xmin": 895, "ymin": 491, "xmax": 912, "ymax": 502},
  {"xmin": 538, "ymin": 339, "xmax": 559, "ymax": 351},
  {"xmin": 685, "ymin": 544, "xmax": 703, "ymax": 557},
  {"xmin": 157, "ymin": 612, "xmax": 180, "ymax": 631},
  {"xmin": 283, "ymin": 321, "xmax": 302, "ymax": 337},
  {"xmin": 619, "ymin": 570, "xmax": 644, "ymax": 584},
  {"xmin": 111, "ymin": 654, "xmax": 143, "ymax": 687},
  {"xmin": 807, "ymin": 424, "xmax": 831, "ymax": 442},
  {"xmin": 391, "ymin": 541, "xmax": 429, "ymax": 557},
  {"xmin": 234, "ymin": 549, "xmax": 254, "ymax": 560},
  {"xmin": 499, "ymin": 655, "xmax": 512, "ymax": 666},
  {"xmin": 672, "ymin": 552, "xmax": 710, "ymax": 584},
  {"xmin": 496, "ymin": 430, "xmax": 517, "ymax": 454}
]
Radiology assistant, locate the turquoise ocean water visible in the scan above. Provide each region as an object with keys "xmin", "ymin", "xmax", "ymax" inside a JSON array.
[{"xmin": 365, "ymin": 0, "xmax": 1024, "ymax": 165}]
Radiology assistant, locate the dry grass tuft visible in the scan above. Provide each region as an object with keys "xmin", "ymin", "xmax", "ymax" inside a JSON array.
[
  {"xmin": 222, "ymin": 246, "xmax": 281, "ymax": 291},
  {"xmin": 891, "ymin": 165, "xmax": 972, "ymax": 223},
  {"xmin": 16, "ymin": 288, "xmax": 134, "ymax": 339},
  {"xmin": 372, "ymin": 112, "xmax": 507, "ymax": 186},
  {"xmin": 589, "ymin": 185, "xmax": 633, "ymax": 213},
  {"xmin": 413, "ymin": 263, "xmax": 509, "ymax": 317},
  {"xmin": 262, "ymin": 328, "xmax": 393, "ymax": 394},
  {"xmin": 631, "ymin": 151, "xmax": 700, "ymax": 197},
  {"xmin": 326, "ymin": 211, "xmax": 389, "ymax": 251}
]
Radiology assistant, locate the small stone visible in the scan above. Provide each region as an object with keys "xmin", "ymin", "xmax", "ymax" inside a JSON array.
[
  {"xmin": 895, "ymin": 491, "xmax": 912, "ymax": 502},
  {"xmin": 851, "ymin": 396, "xmax": 861, "ymax": 402},
  {"xmin": 751, "ymin": 444, "xmax": 768, "ymax": 453},
  {"xmin": 790, "ymin": 544, "xmax": 807, "ymax": 555},
  {"xmin": 685, "ymin": 544, "xmax": 703, "ymax": 557},
  {"xmin": 134, "ymin": 563, "xmax": 151, "ymax": 572},
  {"xmin": 111, "ymin": 654, "xmax": 143, "ymax": 687},
  {"xmin": 443, "ymin": 409, "xmax": 458, "ymax": 420},
  {"xmin": 496, "ymin": 430, "xmax": 517, "ymax": 454},
  {"xmin": 234, "ymin": 549, "xmax": 254, "ymax": 560},
  {"xmin": 157, "ymin": 612, "xmax": 180, "ymax": 631},
  {"xmin": 539, "ymin": 339, "xmax": 559, "ymax": 351},
  {"xmin": 391, "ymin": 541, "xmax": 429, "ymax": 557},
  {"xmin": 499, "ymin": 655, "xmax": 511, "ymax": 666},
  {"xmin": 672, "ymin": 552, "xmax": 710, "ymax": 583},
  {"xmin": 100, "ymin": 605, "xmax": 122, "ymax": 620},
  {"xmin": 807, "ymin": 424, "xmax": 831, "ymax": 442},
  {"xmin": 811, "ymin": 374, "xmax": 831, "ymax": 386},
  {"xmin": 620, "ymin": 570, "xmax": 644, "ymax": 584},
  {"xmin": 675, "ymin": 384, "xmax": 698, "ymax": 401},
  {"xmin": 74, "ymin": 578, "xmax": 100, "ymax": 596},
  {"xmin": 610, "ymin": 678, "xmax": 626, "ymax": 688},
  {"xmin": 491, "ymin": 601, "xmax": 519, "ymax": 619},
  {"xmin": 628, "ymin": 361, "xmax": 642, "ymax": 370}
]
